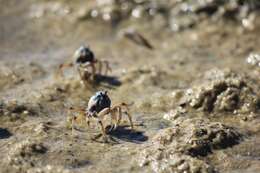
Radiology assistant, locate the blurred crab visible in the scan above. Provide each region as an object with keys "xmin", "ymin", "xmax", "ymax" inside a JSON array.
[
  {"xmin": 68, "ymin": 91, "xmax": 134, "ymax": 141},
  {"xmin": 58, "ymin": 45, "xmax": 111, "ymax": 85}
]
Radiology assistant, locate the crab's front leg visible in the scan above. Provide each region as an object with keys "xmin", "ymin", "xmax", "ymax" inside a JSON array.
[
  {"xmin": 85, "ymin": 115, "xmax": 91, "ymax": 128},
  {"xmin": 59, "ymin": 62, "xmax": 74, "ymax": 70},
  {"xmin": 81, "ymin": 62, "xmax": 96, "ymax": 81},
  {"xmin": 109, "ymin": 108, "xmax": 119, "ymax": 131},
  {"xmin": 76, "ymin": 64, "xmax": 84, "ymax": 81},
  {"xmin": 95, "ymin": 107, "xmax": 111, "ymax": 140},
  {"xmin": 76, "ymin": 64, "xmax": 92, "ymax": 87}
]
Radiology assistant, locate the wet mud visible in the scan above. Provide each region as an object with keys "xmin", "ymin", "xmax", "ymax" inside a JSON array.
[{"xmin": 0, "ymin": 0, "xmax": 260, "ymax": 173}]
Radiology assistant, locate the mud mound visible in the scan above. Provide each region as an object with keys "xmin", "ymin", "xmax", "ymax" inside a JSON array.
[
  {"xmin": 184, "ymin": 69, "xmax": 260, "ymax": 114},
  {"xmin": 139, "ymin": 149, "xmax": 215, "ymax": 173},
  {"xmin": 6, "ymin": 139, "xmax": 47, "ymax": 170},
  {"xmin": 138, "ymin": 118, "xmax": 241, "ymax": 172},
  {"xmin": 183, "ymin": 119, "xmax": 241, "ymax": 156},
  {"xmin": 153, "ymin": 118, "xmax": 242, "ymax": 156}
]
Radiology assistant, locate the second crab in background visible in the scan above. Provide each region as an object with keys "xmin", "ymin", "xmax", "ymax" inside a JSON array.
[{"xmin": 58, "ymin": 45, "xmax": 111, "ymax": 86}]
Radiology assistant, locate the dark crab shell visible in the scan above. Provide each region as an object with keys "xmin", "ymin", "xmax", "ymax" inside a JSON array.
[
  {"xmin": 74, "ymin": 45, "xmax": 95, "ymax": 64},
  {"xmin": 87, "ymin": 91, "xmax": 111, "ymax": 115}
]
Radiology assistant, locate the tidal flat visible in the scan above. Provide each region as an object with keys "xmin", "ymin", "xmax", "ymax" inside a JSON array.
[{"xmin": 0, "ymin": 0, "xmax": 260, "ymax": 173}]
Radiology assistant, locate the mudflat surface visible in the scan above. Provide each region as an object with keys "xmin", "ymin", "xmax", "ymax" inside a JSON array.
[{"xmin": 0, "ymin": 1, "xmax": 260, "ymax": 173}]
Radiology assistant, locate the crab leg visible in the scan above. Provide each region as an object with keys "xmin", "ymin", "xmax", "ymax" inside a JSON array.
[
  {"xmin": 104, "ymin": 60, "xmax": 112, "ymax": 75},
  {"xmin": 77, "ymin": 66, "xmax": 84, "ymax": 81},
  {"xmin": 125, "ymin": 111, "xmax": 134, "ymax": 129},
  {"xmin": 96, "ymin": 108, "xmax": 111, "ymax": 138},
  {"xmin": 98, "ymin": 60, "xmax": 103, "ymax": 75},
  {"xmin": 109, "ymin": 109, "xmax": 118, "ymax": 131},
  {"xmin": 121, "ymin": 103, "xmax": 134, "ymax": 129},
  {"xmin": 56, "ymin": 62, "xmax": 73, "ymax": 78},
  {"xmin": 112, "ymin": 103, "xmax": 134, "ymax": 129},
  {"xmin": 98, "ymin": 60, "xmax": 111, "ymax": 75},
  {"xmin": 68, "ymin": 107, "xmax": 86, "ymax": 134},
  {"xmin": 100, "ymin": 60, "xmax": 111, "ymax": 75},
  {"xmin": 60, "ymin": 62, "xmax": 74, "ymax": 70},
  {"xmin": 77, "ymin": 64, "xmax": 93, "ymax": 87},
  {"xmin": 90, "ymin": 63, "xmax": 96, "ymax": 80},
  {"xmin": 117, "ymin": 107, "xmax": 122, "ymax": 125}
]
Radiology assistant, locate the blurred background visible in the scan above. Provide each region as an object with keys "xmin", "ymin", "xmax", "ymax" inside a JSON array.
[
  {"xmin": 1, "ymin": 0, "xmax": 260, "ymax": 63},
  {"xmin": 0, "ymin": 1, "xmax": 260, "ymax": 173}
]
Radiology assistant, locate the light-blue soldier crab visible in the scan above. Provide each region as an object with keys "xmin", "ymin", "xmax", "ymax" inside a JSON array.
[
  {"xmin": 58, "ymin": 45, "xmax": 111, "ymax": 85},
  {"xmin": 69, "ymin": 91, "xmax": 134, "ymax": 140}
]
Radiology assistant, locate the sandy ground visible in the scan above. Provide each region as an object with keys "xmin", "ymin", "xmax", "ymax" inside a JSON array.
[{"xmin": 0, "ymin": 0, "xmax": 260, "ymax": 173}]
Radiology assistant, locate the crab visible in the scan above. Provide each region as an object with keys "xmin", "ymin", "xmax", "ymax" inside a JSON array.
[
  {"xmin": 58, "ymin": 45, "xmax": 111, "ymax": 85},
  {"xmin": 69, "ymin": 91, "xmax": 134, "ymax": 140}
]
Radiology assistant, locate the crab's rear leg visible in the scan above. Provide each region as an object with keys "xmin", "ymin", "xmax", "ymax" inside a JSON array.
[
  {"xmin": 104, "ymin": 60, "xmax": 112, "ymax": 75},
  {"xmin": 121, "ymin": 104, "xmax": 134, "ymax": 129},
  {"xmin": 90, "ymin": 62, "xmax": 96, "ymax": 80},
  {"xmin": 98, "ymin": 60, "xmax": 111, "ymax": 75},
  {"xmin": 55, "ymin": 62, "xmax": 73, "ymax": 79},
  {"xmin": 113, "ymin": 103, "xmax": 134, "ymax": 130},
  {"xmin": 117, "ymin": 107, "xmax": 122, "ymax": 126},
  {"xmin": 67, "ymin": 107, "xmax": 86, "ymax": 135},
  {"xmin": 97, "ymin": 60, "xmax": 103, "ymax": 75},
  {"xmin": 124, "ymin": 110, "xmax": 134, "ymax": 130}
]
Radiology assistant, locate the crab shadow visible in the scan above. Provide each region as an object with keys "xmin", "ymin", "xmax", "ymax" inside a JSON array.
[
  {"xmin": 94, "ymin": 74, "xmax": 121, "ymax": 87},
  {"xmin": 0, "ymin": 128, "xmax": 12, "ymax": 139},
  {"xmin": 106, "ymin": 125, "xmax": 148, "ymax": 143}
]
